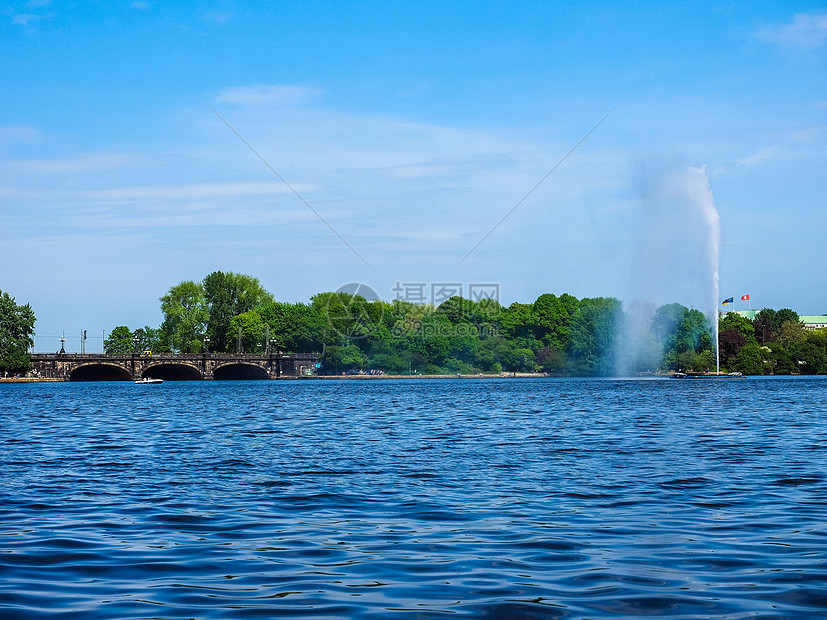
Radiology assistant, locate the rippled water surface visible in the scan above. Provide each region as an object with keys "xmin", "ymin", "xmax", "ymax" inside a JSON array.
[{"xmin": 2, "ymin": 377, "xmax": 827, "ymax": 618}]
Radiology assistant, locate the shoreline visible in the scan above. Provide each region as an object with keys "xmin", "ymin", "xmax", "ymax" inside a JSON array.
[
  {"xmin": 8, "ymin": 372, "xmax": 747, "ymax": 383},
  {"xmin": 306, "ymin": 372, "xmax": 549, "ymax": 380},
  {"xmin": 0, "ymin": 377, "xmax": 66, "ymax": 383},
  {"xmin": 1, "ymin": 373, "xmax": 551, "ymax": 383}
]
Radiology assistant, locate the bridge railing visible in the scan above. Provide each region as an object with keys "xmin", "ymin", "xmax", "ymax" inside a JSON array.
[{"xmin": 31, "ymin": 352, "xmax": 320, "ymax": 360}]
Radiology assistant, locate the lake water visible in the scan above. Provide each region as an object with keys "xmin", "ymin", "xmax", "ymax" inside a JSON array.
[{"xmin": 2, "ymin": 377, "xmax": 826, "ymax": 619}]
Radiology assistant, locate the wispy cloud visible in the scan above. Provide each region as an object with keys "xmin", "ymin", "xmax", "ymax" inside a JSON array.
[
  {"xmin": 87, "ymin": 180, "xmax": 298, "ymax": 201},
  {"xmin": 10, "ymin": 0, "xmax": 53, "ymax": 26},
  {"xmin": 12, "ymin": 13, "xmax": 44, "ymax": 25},
  {"xmin": 735, "ymin": 146, "xmax": 794, "ymax": 168},
  {"xmin": 0, "ymin": 125, "xmax": 43, "ymax": 146},
  {"xmin": 203, "ymin": 10, "xmax": 233, "ymax": 25},
  {"xmin": 733, "ymin": 125, "xmax": 824, "ymax": 168},
  {"xmin": 757, "ymin": 11, "xmax": 827, "ymax": 49},
  {"xmin": 214, "ymin": 84, "xmax": 320, "ymax": 106},
  {"xmin": 4, "ymin": 152, "xmax": 137, "ymax": 174}
]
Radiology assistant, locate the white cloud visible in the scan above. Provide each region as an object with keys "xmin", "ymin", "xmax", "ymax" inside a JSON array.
[
  {"xmin": 4, "ymin": 152, "xmax": 137, "ymax": 174},
  {"xmin": 380, "ymin": 162, "xmax": 464, "ymax": 180},
  {"xmin": 214, "ymin": 84, "xmax": 320, "ymax": 106},
  {"xmin": 0, "ymin": 125, "xmax": 43, "ymax": 146},
  {"xmin": 87, "ymin": 180, "xmax": 298, "ymax": 201},
  {"xmin": 12, "ymin": 13, "xmax": 41, "ymax": 25},
  {"xmin": 732, "ymin": 125, "xmax": 824, "ymax": 168},
  {"xmin": 735, "ymin": 146, "xmax": 794, "ymax": 167},
  {"xmin": 757, "ymin": 12, "xmax": 827, "ymax": 48},
  {"xmin": 203, "ymin": 10, "xmax": 233, "ymax": 25},
  {"xmin": 199, "ymin": 103, "xmax": 622, "ymax": 259}
]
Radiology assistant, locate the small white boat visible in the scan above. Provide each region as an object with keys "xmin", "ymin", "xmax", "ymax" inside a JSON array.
[{"xmin": 135, "ymin": 377, "xmax": 164, "ymax": 385}]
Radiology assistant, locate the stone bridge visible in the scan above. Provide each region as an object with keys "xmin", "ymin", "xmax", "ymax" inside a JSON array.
[{"xmin": 30, "ymin": 352, "xmax": 320, "ymax": 381}]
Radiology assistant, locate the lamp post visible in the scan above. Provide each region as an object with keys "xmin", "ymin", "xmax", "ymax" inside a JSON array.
[
  {"xmin": 202, "ymin": 336, "xmax": 211, "ymax": 379},
  {"xmin": 132, "ymin": 335, "xmax": 139, "ymax": 380}
]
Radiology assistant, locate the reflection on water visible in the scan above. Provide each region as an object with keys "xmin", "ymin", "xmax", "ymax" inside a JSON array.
[{"xmin": 2, "ymin": 377, "xmax": 827, "ymax": 618}]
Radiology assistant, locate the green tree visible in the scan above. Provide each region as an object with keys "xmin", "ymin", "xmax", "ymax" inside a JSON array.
[
  {"xmin": 766, "ymin": 342, "xmax": 796, "ymax": 375},
  {"xmin": 533, "ymin": 293, "xmax": 573, "ymax": 351},
  {"xmin": 753, "ymin": 308, "xmax": 801, "ymax": 344},
  {"xmin": 311, "ymin": 291, "xmax": 385, "ymax": 345},
  {"xmin": 676, "ymin": 349, "xmax": 699, "ymax": 372},
  {"xmin": 417, "ymin": 313, "xmax": 452, "ymax": 366},
  {"xmin": 259, "ymin": 301, "xmax": 324, "ymax": 352},
  {"xmin": 448, "ymin": 332, "xmax": 479, "ymax": 367},
  {"xmin": 719, "ymin": 329, "xmax": 746, "ymax": 367},
  {"xmin": 777, "ymin": 320, "xmax": 807, "ymax": 348},
  {"xmin": 133, "ymin": 326, "xmax": 164, "ymax": 352},
  {"xmin": 160, "ymin": 280, "xmax": 208, "ymax": 353},
  {"xmin": 569, "ymin": 297, "xmax": 622, "ymax": 375},
  {"xmin": 775, "ymin": 308, "xmax": 800, "ymax": 330},
  {"xmin": 753, "ymin": 308, "xmax": 776, "ymax": 344},
  {"xmin": 654, "ymin": 305, "xmax": 714, "ymax": 369},
  {"xmin": 320, "ymin": 344, "xmax": 364, "ymax": 374},
  {"xmin": 791, "ymin": 331, "xmax": 827, "ymax": 374},
  {"xmin": 203, "ymin": 272, "xmax": 274, "ymax": 352},
  {"xmin": 475, "ymin": 336, "xmax": 515, "ymax": 372},
  {"xmin": 227, "ymin": 311, "xmax": 265, "ymax": 353},
  {"xmin": 0, "ymin": 290, "xmax": 36, "ymax": 373},
  {"xmin": 436, "ymin": 296, "xmax": 473, "ymax": 324},
  {"xmin": 536, "ymin": 347, "xmax": 567, "ymax": 374},
  {"xmin": 695, "ymin": 350, "xmax": 716, "ymax": 372},
  {"xmin": 652, "ymin": 303, "xmax": 697, "ymax": 368},
  {"xmin": 719, "ymin": 312, "xmax": 756, "ymax": 344},
  {"xmin": 471, "ymin": 297, "xmax": 503, "ymax": 328},
  {"xmin": 730, "ymin": 343, "xmax": 765, "ymax": 375},
  {"xmin": 500, "ymin": 302, "xmax": 541, "ymax": 350},
  {"xmin": 104, "ymin": 326, "xmax": 134, "ymax": 354}
]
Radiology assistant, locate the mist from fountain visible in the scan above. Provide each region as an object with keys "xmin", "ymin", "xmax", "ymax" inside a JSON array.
[{"xmin": 620, "ymin": 159, "xmax": 720, "ymax": 375}]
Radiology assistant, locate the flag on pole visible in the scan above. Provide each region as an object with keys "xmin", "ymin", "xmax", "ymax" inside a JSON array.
[
  {"xmin": 722, "ymin": 297, "xmax": 733, "ymax": 305},
  {"xmin": 741, "ymin": 294, "xmax": 750, "ymax": 301}
]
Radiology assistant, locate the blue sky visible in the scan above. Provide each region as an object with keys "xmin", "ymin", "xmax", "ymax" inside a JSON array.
[{"xmin": 2, "ymin": 1, "xmax": 825, "ymax": 352}]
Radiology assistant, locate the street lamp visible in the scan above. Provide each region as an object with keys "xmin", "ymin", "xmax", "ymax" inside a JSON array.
[{"xmin": 203, "ymin": 336, "xmax": 210, "ymax": 354}]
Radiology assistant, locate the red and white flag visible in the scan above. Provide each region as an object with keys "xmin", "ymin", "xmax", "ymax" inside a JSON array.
[{"xmin": 741, "ymin": 294, "xmax": 750, "ymax": 301}]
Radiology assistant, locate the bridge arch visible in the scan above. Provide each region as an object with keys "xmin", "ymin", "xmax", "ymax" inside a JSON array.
[
  {"xmin": 212, "ymin": 363, "xmax": 269, "ymax": 380},
  {"xmin": 143, "ymin": 362, "xmax": 202, "ymax": 381},
  {"xmin": 69, "ymin": 363, "xmax": 131, "ymax": 381}
]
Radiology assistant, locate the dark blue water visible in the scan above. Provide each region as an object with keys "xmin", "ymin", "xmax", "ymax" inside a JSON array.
[{"xmin": 2, "ymin": 377, "xmax": 827, "ymax": 619}]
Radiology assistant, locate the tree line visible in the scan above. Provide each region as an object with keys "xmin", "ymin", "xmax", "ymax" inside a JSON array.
[
  {"xmin": 99, "ymin": 271, "xmax": 827, "ymax": 376},
  {"xmin": 718, "ymin": 308, "xmax": 827, "ymax": 374},
  {"xmin": 3, "ymin": 275, "xmax": 824, "ymax": 376}
]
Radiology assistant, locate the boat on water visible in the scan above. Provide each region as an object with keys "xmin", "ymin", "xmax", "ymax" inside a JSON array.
[{"xmin": 135, "ymin": 378, "xmax": 164, "ymax": 385}]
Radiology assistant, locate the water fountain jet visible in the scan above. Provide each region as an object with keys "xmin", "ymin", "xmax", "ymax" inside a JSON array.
[{"xmin": 622, "ymin": 159, "xmax": 720, "ymax": 375}]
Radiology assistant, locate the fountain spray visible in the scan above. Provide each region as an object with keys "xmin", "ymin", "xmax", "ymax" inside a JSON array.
[
  {"xmin": 692, "ymin": 165, "xmax": 720, "ymax": 374},
  {"xmin": 625, "ymin": 160, "xmax": 721, "ymax": 374}
]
